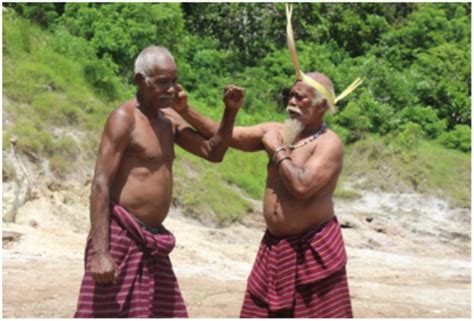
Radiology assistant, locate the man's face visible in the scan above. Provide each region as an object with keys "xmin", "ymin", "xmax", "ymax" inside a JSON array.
[
  {"xmin": 140, "ymin": 59, "xmax": 178, "ymax": 109},
  {"xmin": 287, "ymin": 81, "xmax": 323, "ymax": 126}
]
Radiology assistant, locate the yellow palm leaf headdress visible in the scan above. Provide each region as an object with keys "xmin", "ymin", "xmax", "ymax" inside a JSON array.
[{"xmin": 286, "ymin": 4, "xmax": 363, "ymax": 113}]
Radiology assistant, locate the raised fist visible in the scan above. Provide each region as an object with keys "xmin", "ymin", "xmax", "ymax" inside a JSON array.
[{"xmin": 223, "ymin": 85, "xmax": 245, "ymax": 111}]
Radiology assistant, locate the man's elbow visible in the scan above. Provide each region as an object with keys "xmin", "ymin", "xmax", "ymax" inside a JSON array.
[
  {"xmin": 290, "ymin": 185, "xmax": 314, "ymax": 200},
  {"xmin": 207, "ymin": 152, "xmax": 225, "ymax": 163},
  {"xmin": 205, "ymin": 141, "xmax": 228, "ymax": 163}
]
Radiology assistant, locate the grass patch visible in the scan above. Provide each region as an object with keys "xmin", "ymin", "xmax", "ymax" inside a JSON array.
[
  {"xmin": 415, "ymin": 140, "xmax": 471, "ymax": 207},
  {"xmin": 334, "ymin": 187, "xmax": 363, "ymax": 200},
  {"xmin": 2, "ymin": 161, "xmax": 17, "ymax": 182},
  {"xmin": 341, "ymin": 135, "xmax": 471, "ymax": 208},
  {"xmin": 48, "ymin": 141, "xmax": 81, "ymax": 178},
  {"xmin": 9, "ymin": 118, "xmax": 53, "ymax": 157},
  {"xmin": 215, "ymin": 149, "xmax": 268, "ymax": 199},
  {"xmin": 173, "ymin": 148, "xmax": 254, "ymax": 226},
  {"xmin": 3, "ymin": 12, "xmax": 127, "ymax": 179}
]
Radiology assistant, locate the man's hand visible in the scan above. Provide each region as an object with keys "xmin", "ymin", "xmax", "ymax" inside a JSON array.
[
  {"xmin": 223, "ymin": 85, "xmax": 245, "ymax": 111},
  {"xmin": 262, "ymin": 130, "xmax": 284, "ymax": 155},
  {"xmin": 91, "ymin": 252, "xmax": 119, "ymax": 284},
  {"xmin": 171, "ymin": 84, "xmax": 188, "ymax": 113}
]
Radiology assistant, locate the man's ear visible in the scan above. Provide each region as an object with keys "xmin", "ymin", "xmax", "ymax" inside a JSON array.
[
  {"xmin": 321, "ymin": 98, "xmax": 329, "ymax": 112},
  {"xmin": 135, "ymin": 73, "xmax": 146, "ymax": 87}
]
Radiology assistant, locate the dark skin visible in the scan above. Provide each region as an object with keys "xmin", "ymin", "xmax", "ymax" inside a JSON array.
[
  {"xmin": 173, "ymin": 72, "xmax": 343, "ymax": 237},
  {"xmin": 89, "ymin": 49, "xmax": 245, "ymax": 284}
]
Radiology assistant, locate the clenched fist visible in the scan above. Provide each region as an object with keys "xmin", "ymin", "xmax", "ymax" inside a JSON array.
[
  {"xmin": 171, "ymin": 84, "xmax": 188, "ymax": 113},
  {"xmin": 91, "ymin": 251, "xmax": 119, "ymax": 284},
  {"xmin": 223, "ymin": 85, "xmax": 245, "ymax": 111}
]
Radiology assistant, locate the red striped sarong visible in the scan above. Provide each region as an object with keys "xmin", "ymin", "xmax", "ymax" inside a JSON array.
[
  {"xmin": 74, "ymin": 204, "xmax": 188, "ymax": 318},
  {"xmin": 240, "ymin": 216, "xmax": 353, "ymax": 318}
]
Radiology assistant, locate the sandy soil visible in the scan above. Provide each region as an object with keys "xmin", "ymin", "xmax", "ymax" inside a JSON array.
[{"xmin": 2, "ymin": 187, "xmax": 471, "ymax": 318}]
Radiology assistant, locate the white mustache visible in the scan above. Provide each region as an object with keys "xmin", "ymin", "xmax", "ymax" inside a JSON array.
[{"xmin": 286, "ymin": 106, "xmax": 302, "ymax": 115}]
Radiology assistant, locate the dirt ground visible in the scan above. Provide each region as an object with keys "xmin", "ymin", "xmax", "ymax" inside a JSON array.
[{"xmin": 2, "ymin": 192, "xmax": 471, "ymax": 318}]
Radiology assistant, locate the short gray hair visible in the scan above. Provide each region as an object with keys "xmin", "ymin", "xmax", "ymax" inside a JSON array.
[{"xmin": 134, "ymin": 46, "xmax": 175, "ymax": 78}]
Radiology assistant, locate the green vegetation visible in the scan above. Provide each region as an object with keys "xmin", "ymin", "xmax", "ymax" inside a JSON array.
[
  {"xmin": 341, "ymin": 136, "xmax": 471, "ymax": 208},
  {"xmin": 173, "ymin": 148, "xmax": 254, "ymax": 226},
  {"xmin": 334, "ymin": 188, "xmax": 363, "ymax": 201},
  {"xmin": 3, "ymin": 10, "xmax": 129, "ymax": 177},
  {"xmin": 2, "ymin": 3, "xmax": 471, "ymax": 225}
]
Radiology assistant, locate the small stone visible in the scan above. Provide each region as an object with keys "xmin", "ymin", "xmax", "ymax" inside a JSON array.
[{"xmin": 30, "ymin": 220, "xmax": 38, "ymax": 228}]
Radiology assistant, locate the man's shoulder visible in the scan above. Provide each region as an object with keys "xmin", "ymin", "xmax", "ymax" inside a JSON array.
[
  {"xmin": 325, "ymin": 128, "xmax": 343, "ymax": 146},
  {"xmin": 102, "ymin": 100, "xmax": 137, "ymax": 139},
  {"xmin": 108, "ymin": 100, "xmax": 136, "ymax": 126},
  {"xmin": 317, "ymin": 128, "xmax": 343, "ymax": 155}
]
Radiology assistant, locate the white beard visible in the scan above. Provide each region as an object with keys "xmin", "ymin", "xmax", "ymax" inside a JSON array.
[{"xmin": 281, "ymin": 118, "xmax": 304, "ymax": 147}]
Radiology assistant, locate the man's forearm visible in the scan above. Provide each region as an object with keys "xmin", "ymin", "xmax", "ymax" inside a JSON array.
[
  {"xmin": 206, "ymin": 107, "xmax": 238, "ymax": 161},
  {"xmin": 274, "ymin": 152, "xmax": 312, "ymax": 199},
  {"xmin": 180, "ymin": 105, "xmax": 219, "ymax": 138},
  {"xmin": 90, "ymin": 184, "xmax": 110, "ymax": 254}
]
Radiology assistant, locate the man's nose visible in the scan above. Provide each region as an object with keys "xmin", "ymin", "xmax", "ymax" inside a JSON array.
[
  {"xmin": 167, "ymin": 84, "xmax": 176, "ymax": 95},
  {"xmin": 288, "ymin": 96, "xmax": 297, "ymax": 106}
]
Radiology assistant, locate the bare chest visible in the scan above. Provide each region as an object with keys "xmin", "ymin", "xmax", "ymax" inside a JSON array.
[{"xmin": 126, "ymin": 116, "xmax": 175, "ymax": 164}]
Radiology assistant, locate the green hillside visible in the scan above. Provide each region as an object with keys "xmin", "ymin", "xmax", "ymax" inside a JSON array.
[{"xmin": 2, "ymin": 4, "xmax": 471, "ymax": 225}]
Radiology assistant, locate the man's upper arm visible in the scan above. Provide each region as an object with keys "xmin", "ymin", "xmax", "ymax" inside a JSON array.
[
  {"xmin": 93, "ymin": 109, "xmax": 134, "ymax": 186},
  {"xmin": 231, "ymin": 122, "xmax": 281, "ymax": 152},
  {"xmin": 299, "ymin": 138, "xmax": 344, "ymax": 196}
]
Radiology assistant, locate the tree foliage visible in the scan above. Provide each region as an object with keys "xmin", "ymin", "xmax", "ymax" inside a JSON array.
[{"xmin": 61, "ymin": 3, "xmax": 185, "ymax": 77}]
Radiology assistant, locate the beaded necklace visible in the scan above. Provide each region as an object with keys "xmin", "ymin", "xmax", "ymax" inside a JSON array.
[{"xmin": 289, "ymin": 122, "xmax": 327, "ymax": 150}]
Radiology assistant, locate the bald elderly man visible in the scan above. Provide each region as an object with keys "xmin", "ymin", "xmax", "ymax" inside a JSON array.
[
  {"xmin": 74, "ymin": 46, "xmax": 245, "ymax": 318},
  {"xmin": 173, "ymin": 72, "xmax": 353, "ymax": 318}
]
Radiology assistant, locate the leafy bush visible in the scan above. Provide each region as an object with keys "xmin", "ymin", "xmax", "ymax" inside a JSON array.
[
  {"xmin": 334, "ymin": 101, "xmax": 372, "ymax": 143},
  {"xmin": 396, "ymin": 105, "xmax": 446, "ymax": 138},
  {"xmin": 390, "ymin": 122, "xmax": 424, "ymax": 151},
  {"xmin": 381, "ymin": 4, "xmax": 469, "ymax": 66},
  {"xmin": 410, "ymin": 43, "xmax": 470, "ymax": 128},
  {"xmin": 439, "ymin": 125, "xmax": 471, "ymax": 152},
  {"xmin": 50, "ymin": 29, "xmax": 126, "ymax": 101}
]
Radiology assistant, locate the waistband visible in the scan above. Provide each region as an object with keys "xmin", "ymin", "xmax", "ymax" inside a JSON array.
[
  {"xmin": 110, "ymin": 202, "xmax": 166, "ymax": 235},
  {"xmin": 135, "ymin": 217, "xmax": 166, "ymax": 235},
  {"xmin": 264, "ymin": 214, "xmax": 335, "ymax": 243}
]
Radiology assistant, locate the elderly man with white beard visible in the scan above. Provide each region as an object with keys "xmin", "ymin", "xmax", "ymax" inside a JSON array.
[{"xmin": 171, "ymin": 70, "xmax": 353, "ymax": 317}]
